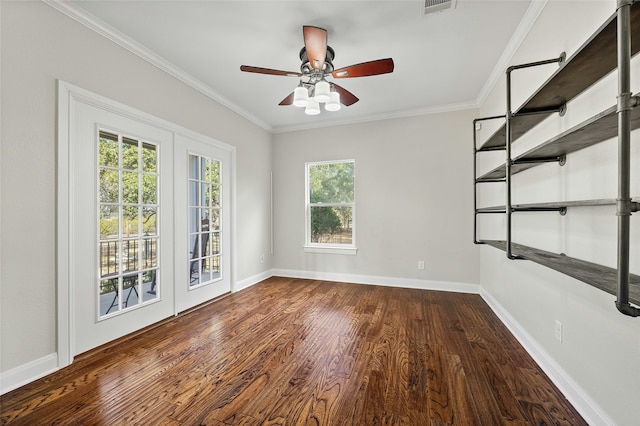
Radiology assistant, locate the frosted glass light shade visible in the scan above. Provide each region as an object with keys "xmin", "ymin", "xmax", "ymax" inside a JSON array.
[
  {"xmin": 305, "ymin": 98, "xmax": 321, "ymax": 115},
  {"xmin": 293, "ymin": 86, "xmax": 309, "ymax": 107},
  {"xmin": 313, "ymin": 81, "xmax": 331, "ymax": 103},
  {"xmin": 325, "ymin": 92, "xmax": 341, "ymax": 111}
]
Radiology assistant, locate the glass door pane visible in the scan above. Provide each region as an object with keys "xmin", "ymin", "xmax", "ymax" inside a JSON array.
[
  {"xmin": 188, "ymin": 154, "xmax": 222, "ymax": 287},
  {"xmin": 97, "ymin": 130, "xmax": 159, "ymax": 318}
]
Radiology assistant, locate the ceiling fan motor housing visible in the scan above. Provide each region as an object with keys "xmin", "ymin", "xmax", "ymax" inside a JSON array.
[{"xmin": 299, "ymin": 46, "xmax": 335, "ymax": 76}]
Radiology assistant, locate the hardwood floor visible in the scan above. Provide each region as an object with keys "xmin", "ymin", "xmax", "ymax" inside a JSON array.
[{"xmin": 1, "ymin": 277, "xmax": 585, "ymax": 425}]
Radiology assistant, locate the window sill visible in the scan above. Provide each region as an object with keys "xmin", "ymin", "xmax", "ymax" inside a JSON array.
[{"xmin": 303, "ymin": 246, "xmax": 358, "ymax": 255}]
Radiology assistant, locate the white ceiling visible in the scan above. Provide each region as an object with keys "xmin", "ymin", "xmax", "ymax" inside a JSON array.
[{"xmin": 63, "ymin": 0, "xmax": 536, "ymax": 133}]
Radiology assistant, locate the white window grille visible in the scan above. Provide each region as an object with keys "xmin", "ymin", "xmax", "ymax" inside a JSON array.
[{"xmin": 97, "ymin": 130, "xmax": 159, "ymax": 317}]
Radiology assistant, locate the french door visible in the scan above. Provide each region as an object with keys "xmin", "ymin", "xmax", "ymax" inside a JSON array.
[
  {"xmin": 174, "ymin": 134, "xmax": 231, "ymax": 313},
  {"xmin": 61, "ymin": 83, "xmax": 234, "ymax": 362},
  {"xmin": 70, "ymin": 100, "xmax": 175, "ymax": 356}
]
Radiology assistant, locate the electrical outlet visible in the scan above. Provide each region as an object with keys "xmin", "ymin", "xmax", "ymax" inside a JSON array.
[
  {"xmin": 554, "ymin": 320, "xmax": 563, "ymax": 342},
  {"xmin": 418, "ymin": 260, "xmax": 425, "ymax": 270}
]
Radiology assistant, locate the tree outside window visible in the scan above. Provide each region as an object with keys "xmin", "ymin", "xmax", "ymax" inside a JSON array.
[
  {"xmin": 306, "ymin": 160, "xmax": 355, "ymax": 247},
  {"xmin": 98, "ymin": 131, "xmax": 159, "ymax": 317}
]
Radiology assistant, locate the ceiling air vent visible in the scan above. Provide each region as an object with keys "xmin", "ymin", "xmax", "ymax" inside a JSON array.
[{"xmin": 423, "ymin": 0, "xmax": 457, "ymax": 15}]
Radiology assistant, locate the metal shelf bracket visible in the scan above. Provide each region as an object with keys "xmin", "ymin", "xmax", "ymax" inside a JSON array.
[{"xmin": 512, "ymin": 154, "xmax": 566, "ymax": 166}]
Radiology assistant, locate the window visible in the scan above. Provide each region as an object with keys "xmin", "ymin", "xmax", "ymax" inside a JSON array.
[
  {"xmin": 98, "ymin": 130, "xmax": 159, "ymax": 317},
  {"xmin": 305, "ymin": 160, "xmax": 356, "ymax": 254},
  {"xmin": 188, "ymin": 154, "xmax": 222, "ymax": 286}
]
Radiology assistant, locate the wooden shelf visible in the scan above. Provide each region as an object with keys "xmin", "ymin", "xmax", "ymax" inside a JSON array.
[
  {"xmin": 478, "ymin": 2, "xmax": 640, "ymax": 152},
  {"xmin": 476, "ymin": 198, "xmax": 626, "ymax": 213},
  {"xmin": 477, "ymin": 96, "xmax": 640, "ymax": 181},
  {"xmin": 480, "ymin": 240, "xmax": 640, "ymax": 306}
]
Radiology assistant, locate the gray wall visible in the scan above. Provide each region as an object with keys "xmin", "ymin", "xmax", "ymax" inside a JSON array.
[
  {"xmin": 1, "ymin": 1, "xmax": 272, "ymax": 373},
  {"xmin": 272, "ymin": 111, "xmax": 480, "ymax": 286}
]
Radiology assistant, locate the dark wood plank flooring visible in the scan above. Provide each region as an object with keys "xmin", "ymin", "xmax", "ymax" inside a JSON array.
[{"xmin": 1, "ymin": 277, "xmax": 586, "ymax": 425}]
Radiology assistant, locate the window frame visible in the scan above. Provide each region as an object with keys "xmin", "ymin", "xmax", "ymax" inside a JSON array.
[
  {"xmin": 96, "ymin": 129, "xmax": 161, "ymax": 320},
  {"xmin": 304, "ymin": 159, "xmax": 357, "ymax": 255}
]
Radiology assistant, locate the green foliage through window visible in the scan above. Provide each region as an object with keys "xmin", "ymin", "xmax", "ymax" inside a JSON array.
[
  {"xmin": 98, "ymin": 130, "xmax": 159, "ymax": 316},
  {"xmin": 309, "ymin": 162, "xmax": 354, "ymax": 203},
  {"xmin": 307, "ymin": 161, "xmax": 355, "ymax": 245}
]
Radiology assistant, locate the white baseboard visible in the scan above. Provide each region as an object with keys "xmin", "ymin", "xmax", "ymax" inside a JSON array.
[
  {"xmin": 0, "ymin": 352, "xmax": 58, "ymax": 396},
  {"xmin": 234, "ymin": 270, "xmax": 273, "ymax": 292},
  {"xmin": 480, "ymin": 288, "xmax": 615, "ymax": 426},
  {"xmin": 271, "ymin": 268, "xmax": 481, "ymax": 294}
]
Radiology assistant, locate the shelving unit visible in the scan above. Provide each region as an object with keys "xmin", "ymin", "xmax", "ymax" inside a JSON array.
[
  {"xmin": 473, "ymin": 1, "xmax": 640, "ymax": 317},
  {"xmin": 482, "ymin": 240, "xmax": 640, "ymax": 306}
]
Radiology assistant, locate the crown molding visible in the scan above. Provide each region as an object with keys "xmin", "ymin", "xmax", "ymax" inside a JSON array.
[
  {"xmin": 475, "ymin": 0, "xmax": 549, "ymax": 106},
  {"xmin": 43, "ymin": 0, "xmax": 273, "ymax": 132},
  {"xmin": 271, "ymin": 100, "xmax": 478, "ymax": 133}
]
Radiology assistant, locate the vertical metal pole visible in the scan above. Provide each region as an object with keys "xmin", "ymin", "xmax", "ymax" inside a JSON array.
[
  {"xmin": 473, "ymin": 120, "xmax": 479, "ymax": 244},
  {"xmin": 505, "ymin": 68, "xmax": 515, "ymax": 259},
  {"xmin": 615, "ymin": 0, "xmax": 640, "ymax": 316}
]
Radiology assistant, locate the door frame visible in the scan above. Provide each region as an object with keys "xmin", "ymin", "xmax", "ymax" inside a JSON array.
[{"xmin": 57, "ymin": 81, "xmax": 236, "ymax": 368}]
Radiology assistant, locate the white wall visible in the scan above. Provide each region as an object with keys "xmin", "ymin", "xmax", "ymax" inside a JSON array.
[
  {"xmin": 477, "ymin": 2, "xmax": 640, "ymax": 424},
  {"xmin": 272, "ymin": 110, "xmax": 480, "ymax": 288},
  {"xmin": 0, "ymin": 2, "xmax": 272, "ymax": 375}
]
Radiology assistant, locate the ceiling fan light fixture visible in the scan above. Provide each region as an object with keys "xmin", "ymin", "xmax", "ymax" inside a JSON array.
[
  {"xmin": 325, "ymin": 91, "xmax": 341, "ymax": 111},
  {"xmin": 314, "ymin": 80, "xmax": 331, "ymax": 103},
  {"xmin": 241, "ymin": 26, "xmax": 393, "ymax": 114},
  {"xmin": 293, "ymin": 86, "xmax": 309, "ymax": 107},
  {"xmin": 305, "ymin": 98, "xmax": 321, "ymax": 115}
]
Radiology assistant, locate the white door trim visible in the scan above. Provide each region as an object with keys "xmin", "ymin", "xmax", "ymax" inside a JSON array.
[{"xmin": 57, "ymin": 80, "xmax": 236, "ymax": 368}]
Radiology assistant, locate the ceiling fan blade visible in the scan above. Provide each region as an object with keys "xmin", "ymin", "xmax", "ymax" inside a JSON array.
[
  {"xmin": 332, "ymin": 58, "xmax": 394, "ymax": 78},
  {"xmin": 279, "ymin": 92, "xmax": 295, "ymax": 106},
  {"xmin": 303, "ymin": 26, "xmax": 327, "ymax": 70},
  {"xmin": 240, "ymin": 65, "xmax": 302, "ymax": 77},
  {"xmin": 332, "ymin": 84, "xmax": 359, "ymax": 106}
]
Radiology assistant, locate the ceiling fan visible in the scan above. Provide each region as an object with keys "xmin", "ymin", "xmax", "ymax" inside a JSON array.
[{"xmin": 240, "ymin": 26, "xmax": 394, "ymax": 114}]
